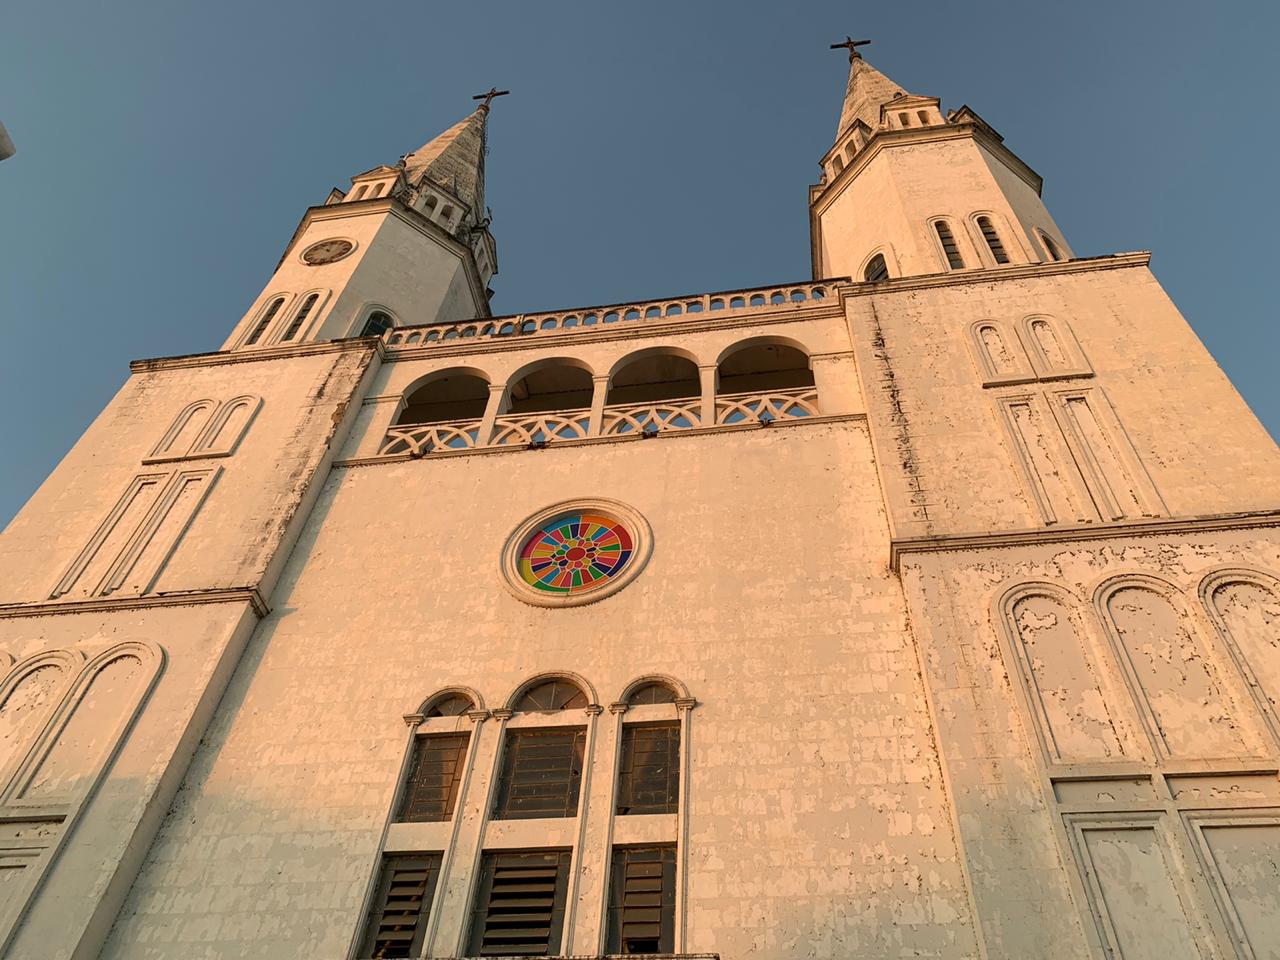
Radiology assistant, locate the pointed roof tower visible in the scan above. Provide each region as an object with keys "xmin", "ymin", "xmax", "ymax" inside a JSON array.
[
  {"xmin": 832, "ymin": 38, "xmax": 907, "ymax": 138},
  {"xmin": 402, "ymin": 103, "xmax": 490, "ymax": 220}
]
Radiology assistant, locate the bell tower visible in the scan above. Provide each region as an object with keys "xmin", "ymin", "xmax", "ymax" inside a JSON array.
[
  {"xmin": 810, "ymin": 39, "xmax": 1072, "ymax": 281},
  {"xmin": 221, "ymin": 98, "xmax": 502, "ymax": 350}
]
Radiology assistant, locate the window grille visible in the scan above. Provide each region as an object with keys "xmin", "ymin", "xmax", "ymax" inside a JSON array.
[
  {"xmin": 281, "ymin": 293, "xmax": 319, "ymax": 341},
  {"xmin": 361, "ymin": 311, "xmax": 394, "ymax": 338},
  {"xmin": 606, "ymin": 846, "xmax": 677, "ymax": 955},
  {"xmin": 616, "ymin": 721, "xmax": 679, "ymax": 815},
  {"xmin": 358, "ymin": 854, "xmax": 442, "ymax": 959},
  {"xmin": 864, "ymin": 254, "xmax": 889, "ymax": 282},
  {"xmin": 515, "ymin": 679, "xmax": 587, "ymax": 712},
  {"xmin": 467, "ymin": 850, "xmax": 572, "ymax": 957},
  {"xmin": 977, "ymin": 216, "xmax": 1011, "ymax": 264},
  {"xmin": 1041, "ymin": 233, "xmax": 1063, "ymax": 262},
  {"xmin": 424, "ymin": 693, "xmax": 473, "ymax": 717},
  {"xmin": 244, "ymin": 297, "xmax": 284, "ymax": 346},
  {"xmin": 493, "ymin": 728, "xmax": 586, "ymax": 819},
  {"xmin": 934, "ymin": 221, "xmax": 965, "ymax": 270},
  {"xmin": 627, "ymin": 682, "xmax": 677, "ymax": 705},
  {"xmin": 396, "ymin": 732, "xmax": 469, "ymax": 823}
]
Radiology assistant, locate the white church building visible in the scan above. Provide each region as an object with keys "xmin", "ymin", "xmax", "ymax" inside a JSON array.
[{"xmin": 1, "ymin": 41, "xmax": 1279, "ymax": 960}]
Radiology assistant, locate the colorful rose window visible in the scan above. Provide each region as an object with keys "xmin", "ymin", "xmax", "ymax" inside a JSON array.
[{"xmin": 517, "ymin": 512, "xmax": 635, "ymax": 595}]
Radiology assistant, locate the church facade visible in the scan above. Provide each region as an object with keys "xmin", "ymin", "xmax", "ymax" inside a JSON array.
[{"xmin": 1, "ymin": 44, "xmax": 1279, "ymax": 960}]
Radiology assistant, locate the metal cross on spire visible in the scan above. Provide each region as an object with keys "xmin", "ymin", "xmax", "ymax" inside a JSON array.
[
  {"xmin": 472, "ymin": 87, "xmax": 511, "ymax": 110},
  {"xmin": 830, "ymin": 36, "xmax": 871, "ymax": 62}
]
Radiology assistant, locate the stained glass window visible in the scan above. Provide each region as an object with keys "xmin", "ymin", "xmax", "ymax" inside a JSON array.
[{"xmin": 517, "ymin": 513, "xmax": 634, "ymax": 596}]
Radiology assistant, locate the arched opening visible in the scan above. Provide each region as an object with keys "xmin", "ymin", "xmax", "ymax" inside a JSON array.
[
  {"xmin": 244, "ymin": 296, "xmax": 285, "ymax": 346},
  {"xmin": 360, "ymin": 310, "xmax": 394, "ymax": 337},
  {"xmin": 396, "ymin": 370, "xmax": 490, "ymax": 425},
  {"xmin": 607, "ymin": 352, "xmax": 700, "ymax": 406},
  {"xmin": 863, "ymin": 253, "xmax": 889, "ymax": 282},
  {"xmin": 1040, "ymin": 232, "xmax": 1063, "ymax": 262},
  {"xmin": 507, "ymin": 362, "xmax": 593, "ymax": 414},
  {"xmin": 976, "ymin": 216, "xmax": 1011, "ymax": 264},
  {"xmin": 718, "ymin": 341, "xmax": 814, "ymax": 394}
]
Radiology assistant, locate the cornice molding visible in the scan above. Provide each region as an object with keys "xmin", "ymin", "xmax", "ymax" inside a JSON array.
[
  {"xmin": 0, "ymin": 586, "xmax": 271, "ymax": 621},
  {"xmin": 130, "ymin": 335, "xmax": 381, "ymax": 374},
  {"xmin": 833, "ymin": 251, "xmax": 1152, "ymax": 301},
  {"xmin": 889, "ymin": 509, "xmax": 1280, "ymax": 572}
]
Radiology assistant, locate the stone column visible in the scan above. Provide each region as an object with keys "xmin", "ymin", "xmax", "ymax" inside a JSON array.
[
  {"xmin": 674, "ymin": 696, "xmax": 697, "ymax": 953},
  {"xmin": 587, "ymin": 375, "xmax": 611, "ymax": 437},
  {"xmin": 698, "ymin": 364, "xmax": 719, "ymax": 428},
  {"xmin": 476, "ymin": 383, "xmax": 507, "ymax": 447},
  {"xmin": 566, "ymin": 702, "xmax": 627, "ymax": 955},
  {"xmin": 428, "ymin": 708, "xmax": 508, "ymax": 957},
  {"xmin": 810, "ymin": 352, "xmax": 861, "ymax": 416}
]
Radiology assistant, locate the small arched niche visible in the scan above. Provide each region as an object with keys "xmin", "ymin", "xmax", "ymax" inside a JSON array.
[
  {"xmin": 397, "ymin": 369, "xmax": 490, "ymax": 425},
  {"xmin": 718, "ymin": 340, "xmax": 814, "ymax": 394},
  {"xmin": 607, "ymin": 350, "xmax": 701, "ymax": 406}
]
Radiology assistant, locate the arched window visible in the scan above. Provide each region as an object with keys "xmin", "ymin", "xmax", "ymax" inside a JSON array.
[
  {"xmin": 627, "ymin": 681, "xmax": 678, "ymax": 705},
  {"xmin": 360, "ymin": 310, "xmax": 394, "ymax": 337},
  {"xmin": 350, "ymin": 184, "xmax": 367, "ymax": 201},
  {"xmin": 977, "ymin": 216, "xmax": 1011, "ymax": 264},
  {"xmin": 372, "ymin": 182, "xmax": 387, "ymax": 197},
  {"xmin": 424, "ymin": 692, "xmax": 474, "ymax": 717},
  {"xmin": 934, "ymin": 221, "xmax": 965, "ymax": 270},
  {"xmin": 244, "ymin": 296, "xmax": 285, "ymax": 346},
  {"xmin": 863, "ymin": 253, "xmax": 889, "ymax": 282},
  {"xmin": 280, "ymin": 293, "xmax": 319, "ymax": 342},
  {"xmin": 514, "ymin": 679, "xmax": 588, "ymax": 712},
  {"xmin": 1041, "ymin": 232, "xmax": 1064, "ymax": 262}
]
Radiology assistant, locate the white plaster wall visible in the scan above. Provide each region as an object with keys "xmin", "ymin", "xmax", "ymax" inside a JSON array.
[
  {"xmin": 844, "ymin": 262, "xmax": 1280, "ymax": 539},
  {"xmin": 818, "ymin": 135, "xmax": 1049, "ymax": 280},
  {"xmin": 223, "ymin": 209, "xmax": 481, "ymax": 350},
  {"xmin": 900, "ymin": 529, "xmax": 1280, "ymax": 960},
  {"xmin": 0, "ymin": 347, "xmax": 372, "ymax": 602},
  {"xmin": 0, "ymin": 602, "xmax": 258, "ymax": 960},
  {"xmin": 977, "ymin": 143, "xmax": 1071, "ymax": 262},
  {"xmin": 101, "ymin": 422, "xmax": 980, "ymax": 960}
]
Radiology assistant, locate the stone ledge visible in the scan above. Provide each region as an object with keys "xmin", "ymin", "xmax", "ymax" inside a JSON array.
[
  {"xmin": 889, "ymin": 508, "xmax": 1280, "ymax": 571},
  {"xmin": 0, "ymin": 586, "xmax": 270, "ymax": 620}
]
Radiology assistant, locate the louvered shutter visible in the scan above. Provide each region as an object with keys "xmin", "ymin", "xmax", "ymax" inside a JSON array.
[
  {"xmin": 607, "ymin": 846, "xmax": 676, "ymax": 955},
  {"xmin": 397, "ymin": 732, "xmax": 469, "ymax": 822},
  {"xmin": 492, "ymin": 728, "xmax": 586, "ymax": 819},
  {"xmin": 467, "ymin": 850, "xmax": 571, "ymax": 956},
  {"xmin": 359, "ymin": 854, "xmax": 441, "ymax": 958},
  {"xmin": 616, "ymin": 721, "xmax": 679, "ymax": 815}
]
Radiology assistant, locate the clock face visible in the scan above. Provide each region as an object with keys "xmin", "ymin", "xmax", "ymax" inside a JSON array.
[{"xmin": 301, "ymin": 239, "xmax": 355, "ymax": 265}]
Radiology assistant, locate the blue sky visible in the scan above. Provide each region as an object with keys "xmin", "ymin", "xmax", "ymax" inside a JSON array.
[{"xmin": 2, "ymin": 0, "xmax": 1277, "ymax": 526}]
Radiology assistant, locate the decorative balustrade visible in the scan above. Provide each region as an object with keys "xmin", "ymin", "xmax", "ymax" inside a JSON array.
[
  {"xmin": 601, "ymin": 399, "xmax": 702, "ymax": 435},
  {"xmin": 382, "ymin": 280, "xmax": 836, "ymax": 350},
  {"xmin": 490, "ymin": 411, "xmax": 592, "ymax": 446},
  {"xmin": 376, "ymin": 388, "xmax": 820, "ymax": 457},
  {"xmin": 716, "ymin": 388, "xmax": 820, "ymax": 424}
]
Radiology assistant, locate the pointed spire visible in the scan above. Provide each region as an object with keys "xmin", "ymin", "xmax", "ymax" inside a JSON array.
[
  {"xmin": 402, "ymin": 104, "xmax": 491, "ymax": 220},
  {"xmin": 834, "ymin": 44, "xmax": 907, "ymax": 139}
]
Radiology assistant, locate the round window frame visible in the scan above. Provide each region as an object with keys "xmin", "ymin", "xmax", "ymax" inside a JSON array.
[
  {"xmin": 299, "ymin": 237, "xmax": 357, "ymax": 266},
  {"xmin": 500, "ymin": 498, "xmax": 653, "ymax": 608}
]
